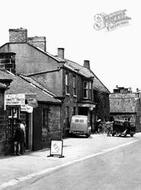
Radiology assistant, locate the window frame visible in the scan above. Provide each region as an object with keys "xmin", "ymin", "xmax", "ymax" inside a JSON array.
[
  {"xmin": 73, "ymin": 75, "xmax": 77, "ymax": 96},
  {"xmin": 83, "ymin": 81, "xmax": 89, "ymax": 99},
  {"xmin": 65, "ymin": 72, "xmax": 70, "ymax": 95}
]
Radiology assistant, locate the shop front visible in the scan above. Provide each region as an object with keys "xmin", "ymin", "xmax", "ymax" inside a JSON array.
[{"xmin": 4, "ymin": 93, "xmax": 35, "ymax": 154}]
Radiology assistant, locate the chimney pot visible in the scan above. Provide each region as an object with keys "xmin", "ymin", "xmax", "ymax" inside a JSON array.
[
  {"xmin": 83, "ymin": 60, "xmax": 90, "ymax": 70},
  {"xmin": 58, "ymin": 48, "xmax": 64, "ymax": 59}
]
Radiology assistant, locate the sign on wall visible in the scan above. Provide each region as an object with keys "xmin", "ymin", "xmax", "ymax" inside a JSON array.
[
  {"xmin": 21, "ymin": 104, "xmax": 33, "ymax": 113},
  {"xmin": 26, "ymin": 93, "xmax": 38, "ymax": 108},
  {"xmin": 5, "ymin": 94, "xmax": 25, "ymax": 106}
]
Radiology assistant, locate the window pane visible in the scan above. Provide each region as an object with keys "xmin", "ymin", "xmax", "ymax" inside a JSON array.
[{"xmin": 65, "ymin": 73, "xmax": 69, "ymax": 94}]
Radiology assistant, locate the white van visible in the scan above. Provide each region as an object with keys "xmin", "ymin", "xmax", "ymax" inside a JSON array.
[{"xmin": 69, "ymin": 115, "xmax": 91, "ymax": 137}]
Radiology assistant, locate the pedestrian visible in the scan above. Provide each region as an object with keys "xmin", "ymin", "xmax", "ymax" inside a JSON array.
[
  {"xmin": 106, "ymin": 121, "xmax": 113, "ymax": 136},
  {"xmin": 95, "ymin": 119, "xmax": 100, "ymax": 134},
  {"xmin": 123, "ymin": 118, "xmax": 131, "ymax": 136},
  {"xmin": 14, "ymin": 120, "xmax": 25, "ymax": 155},
  {"xmin": 97, "ymin": 119, "xmax": 103, "ymax": 134}
]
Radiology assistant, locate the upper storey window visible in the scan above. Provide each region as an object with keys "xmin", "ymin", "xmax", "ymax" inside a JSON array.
[{"xmin": 65, "ymin": 72, "xmax": 69, "ymax": 94}]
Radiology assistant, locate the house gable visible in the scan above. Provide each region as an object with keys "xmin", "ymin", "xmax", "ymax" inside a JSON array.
[{"xmin": 0, "ymin": 43, "xmax": 64, "ymax": 75}]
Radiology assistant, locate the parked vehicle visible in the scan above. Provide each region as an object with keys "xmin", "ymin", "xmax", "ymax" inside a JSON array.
[
  {"xmin": 69, "ymin": 115, "xmax": 91, "ymax": 137},
  {"xmin": 112, "ymin": 119, "xmax": 136, "ymax": 137}
]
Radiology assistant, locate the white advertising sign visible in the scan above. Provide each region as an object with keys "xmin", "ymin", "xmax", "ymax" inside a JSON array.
[
  {"xmin": 21, "ymin": 104, "xmax": 33, "ymax": 113},
  {"xmin": 50, "ymin": 140, "xmax": 63, "ymax": 156},
  {"xmin": 5, "ymin": 94, "xmax": 25, "ymax": 106}
]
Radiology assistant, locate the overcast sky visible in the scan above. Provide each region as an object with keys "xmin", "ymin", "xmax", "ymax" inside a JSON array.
[{"xmin": 0, "ymin": 0, "xmax": 140, "ymax": 92}]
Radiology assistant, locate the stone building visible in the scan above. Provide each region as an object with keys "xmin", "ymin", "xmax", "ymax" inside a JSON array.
[
  {"xmin": 110, "ymin": 86, "xmax": 141, "ymax": 132},
  {"xmin": 0, "ymin": 69, "xmax": 12, "ymax": 154},
  {"xmin": 3, "ymin": 70, "xmax": 61, "ymax": 152},
  {"xmin": 0, "ymin": 28, "xmax": 110, "ymax": 140},
  {"xmin": 0, "ymin": 28, "xmax": 96, "ymax": 136}
]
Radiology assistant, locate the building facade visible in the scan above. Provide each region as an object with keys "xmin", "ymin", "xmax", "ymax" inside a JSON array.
[
  {"xmin": 4, "ymin": 71, "xmax": 61, "ymax": 152},
  {"xmin": 0, "ymin": 28, "xmax": 110, "ymax": 141},
  {"xmin": 0, "ymin": 69, "xmax": 12, "ymax": 154},
  {"xmin": 0, "ymin": 28, "xmax": 96, "ymax": 136},
  {"xmin": 110, "ymin": 87, "xmax": 141, "ymax": 132}
]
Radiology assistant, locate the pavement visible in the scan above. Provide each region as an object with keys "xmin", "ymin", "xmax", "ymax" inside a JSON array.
[{"xmin": 0, "ymin": 133, "xmax": 141, "ymax": 190}]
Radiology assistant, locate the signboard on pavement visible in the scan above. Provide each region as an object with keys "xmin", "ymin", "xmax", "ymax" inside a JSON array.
[{"xmin": 49, "ymin": 140, "xmax": 64, "ymax": 158}]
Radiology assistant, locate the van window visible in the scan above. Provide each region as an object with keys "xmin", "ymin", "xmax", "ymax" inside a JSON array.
[
  {"xmin": 75, "ymin": 119, "xmax": 79, "ymax": 123},
  {"xmin": 80, "ymin": 119, "xmax": 84, "ymax": 123}
]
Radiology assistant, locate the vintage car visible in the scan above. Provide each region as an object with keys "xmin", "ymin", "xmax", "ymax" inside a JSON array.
[
  {"xmin": 69, "ymin": 115, "xmax": 91, "ymax": 137},
  {"xmin": 112, "ymin": 119, "xmax": 136, "ymax": 137}
]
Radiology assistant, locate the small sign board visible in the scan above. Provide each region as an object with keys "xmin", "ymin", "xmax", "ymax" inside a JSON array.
[
  {"xmin": 49, "ymin": 140, "xmax": 64, "ymax": 158},
  {"xmin": 26, "ymin": 93, "xmax": 38, "ymax": 108},
  {"xmin": 21, "ymin": 104, "xmax": 33, "ymax": 113},
  {"xmin": 5, "ymin": 94, "xmax": 25, "ymax": 106}
]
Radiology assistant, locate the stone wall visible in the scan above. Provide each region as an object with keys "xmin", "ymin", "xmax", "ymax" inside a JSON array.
[
  {"xmin": 9, "ymin": 28, "xmax": 27, "ymax": 43},
  {"xmin": 28, "ymin": 36, "xmax": 46, "ymax": 52}
]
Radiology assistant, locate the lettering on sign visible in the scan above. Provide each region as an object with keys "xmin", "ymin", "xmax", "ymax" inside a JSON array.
[
  {"xmin": 5, "ymin": 94, "xmax": 25, "ymax": 106},
  {"xmin": 94, "ymin": 9, "xmax": 131, "ymax": 31}
]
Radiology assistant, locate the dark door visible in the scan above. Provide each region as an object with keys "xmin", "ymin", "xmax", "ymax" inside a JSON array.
[{"xmin": 78, "ymin": 107, "xmax": 88, "ymax": 115}]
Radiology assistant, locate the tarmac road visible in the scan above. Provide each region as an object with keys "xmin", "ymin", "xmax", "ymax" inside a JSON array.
[{"xmin": 1, "ymin": 133, "xmax": 141, "ymax": 190}]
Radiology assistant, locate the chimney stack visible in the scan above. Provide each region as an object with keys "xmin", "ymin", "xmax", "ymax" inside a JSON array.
[
  {"xmin": 58, "ymin": 48, "xmax": 64, "ymax": 59},
  {"xmin": 9, "ymin": 28, "xmax": 27, "ymax": 42},
  {"xmin": 83, "ymin": 60, "xmax": 90, "ymax": 70},
  {"xmin": 28, "ymin": 36, "xmax": 46, "ymax": 52}
]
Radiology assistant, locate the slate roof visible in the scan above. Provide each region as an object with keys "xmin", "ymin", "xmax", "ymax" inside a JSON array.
[
  {"xmin": 4, "ymin": 72, "xmax": 61, "ymax": 103},
  {"xmin": 0, "ymin": 69, "xmax": 13, "ymax": 80},
  {"xmin": 93, "ymin": 74, "xmax": 110, "ymax": 94},
  {"xmin": 64, "ymin": 59, "xmax": 94, "ymax": 78},
  {"xmin": 0, "ymin": 42, "xmax": 110, "ymax": 93}
]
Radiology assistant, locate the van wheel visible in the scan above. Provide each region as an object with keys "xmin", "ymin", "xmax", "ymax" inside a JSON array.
[{"xmin": 130, "ymin": 134, "xmax": 134, "ymax": 137}]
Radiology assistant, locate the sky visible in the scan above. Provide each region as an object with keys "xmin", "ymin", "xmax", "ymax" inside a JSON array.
[{"xmin": 0, "ymin": 0, "xmax": 140, "ymax": 92}]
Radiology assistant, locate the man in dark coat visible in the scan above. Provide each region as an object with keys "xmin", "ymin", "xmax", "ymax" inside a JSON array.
[{"xmin": 14, "ymin": 124, "xmax": 25, "ymax": 155}]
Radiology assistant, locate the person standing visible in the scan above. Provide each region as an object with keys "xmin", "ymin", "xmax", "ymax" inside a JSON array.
[{"xmin": 14, "ymin": 120, "xmax": 25, "ymax": 155}]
